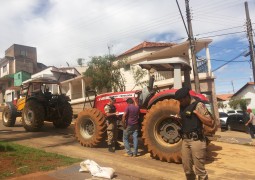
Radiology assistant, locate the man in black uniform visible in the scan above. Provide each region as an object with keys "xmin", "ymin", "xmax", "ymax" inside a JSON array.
[
  {"xmin": 104, "ymin": 97, "xmax": 119, "ymax": 152},
  {"xmin": 175, "ymin": 87, "xmax": 213, "ymax": 180}
]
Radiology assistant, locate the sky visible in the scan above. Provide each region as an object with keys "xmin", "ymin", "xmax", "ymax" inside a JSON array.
[{"xmin": 0, "ymin": 0, "xmax": 255, "ymax": 94}]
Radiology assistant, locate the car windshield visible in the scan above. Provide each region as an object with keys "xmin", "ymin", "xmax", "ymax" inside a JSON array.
[
  {"xmin": 237, "ymin": 110, "xmax": 243, "ymax": 114},
  {"xmin": 219, "ymin": 112, "xmax": 228, "ymax": 118},
  {"xmin": 228, "ymin": 111, "xmax": 235, "ymax": 113}
]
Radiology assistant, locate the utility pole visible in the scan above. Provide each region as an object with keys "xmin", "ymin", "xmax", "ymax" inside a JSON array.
[
  {"xmin": 231, "ymin": 80, "xmax": 235, "ymax": 93},
  {"xmin": 107, "ymin": 44, "xmax": 113, "ymax": 56},
  {"xmin": 245, "ymin": 1, "xmax": 255, "ymax": 83},
  {"xmin": 185, "ymin": 0, "xmax": 201, "ymax": 93}
]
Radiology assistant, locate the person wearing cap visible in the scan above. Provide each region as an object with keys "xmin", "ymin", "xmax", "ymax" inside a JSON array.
[
  {"xmin": 122, "ymin": 98, "xmax": 140, "ymax": 157},
  {"xmin": 245, "ymin": 108, "xmax": 255, "ymax": 139},
  {"xmin": 104, "ymin": 96, "xmax": 119, "ymax": 152},
  {"xmin": 175, "ymin": 87, "xmax": 213, "ymax": 180}
]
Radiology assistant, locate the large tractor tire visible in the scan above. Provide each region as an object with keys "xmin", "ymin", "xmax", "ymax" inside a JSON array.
[
  {"xmin": 75, "ymin": 108, "xmax": 106, "ymax": 147},
  {"xmin": 2, "ymin": 103, "xmax": 17, "ymax": 127},
  {"xmin": 53, "ymin": 102, "xmax": 73, "ymax": 128},
  {"xmin": 142, "ymin": 99, "xmax": 182, "ymax": 163},
  {"xmin": 22, "ymin": 100, "xmax": 45, "ymax": 132}
]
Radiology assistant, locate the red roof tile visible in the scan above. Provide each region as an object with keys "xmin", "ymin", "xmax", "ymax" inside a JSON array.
[
  {"xmin": 118, "ymin": 41, "xmax": 176, "ymax": 57},
  {"xmin": 216, "ymin": 94, "xmax": 233, "ymax": 101}
]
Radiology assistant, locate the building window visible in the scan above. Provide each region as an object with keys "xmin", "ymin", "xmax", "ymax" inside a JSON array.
[
  {"xmin": 20, "ymin": 50, "xmax": 27, "ymax": 57},
  {"xmin": 3, "ymin": 65, "xmax": 7, "ymax": 73}
]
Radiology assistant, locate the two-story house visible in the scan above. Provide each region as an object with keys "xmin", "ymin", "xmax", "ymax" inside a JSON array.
[
  {"xmin": 0, "ymin": 44, "xmax": 47, "ymax": 104},
  {"xmin": 117, "ymin": 40, "xmax": 218, "ymax": 118}
]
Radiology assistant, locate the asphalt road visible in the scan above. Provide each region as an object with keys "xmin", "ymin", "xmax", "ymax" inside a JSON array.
[{"xmin": 1, "ymin": 119, "xmax": 255, "ymax": 180}]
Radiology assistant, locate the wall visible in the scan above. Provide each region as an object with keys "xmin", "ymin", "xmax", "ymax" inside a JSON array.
[
  {"xmin": 14, "ymin": 71, "xmax": 31, "ymax": 86},
  {"xmin": 15, "ymin": 59, "xmax": 34, "ymax": 74},
  {"xmin": 0, "ymin": 60, "xmax": 9, "ymax": 77},
  {"xmin": 233, "ymin": 85, "xmax": 255, "ymax": 109},
  {"xmin": 5, "ymin": 44, "xmax": 37, "ymax": 73}
]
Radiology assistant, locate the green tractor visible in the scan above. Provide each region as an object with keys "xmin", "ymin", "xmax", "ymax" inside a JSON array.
[{"xmin": 2, "ymin": 77, "xmax": 73, "ymax": 131}]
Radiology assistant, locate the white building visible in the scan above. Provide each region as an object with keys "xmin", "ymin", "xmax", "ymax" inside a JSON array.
[
  {"xmin": 117, "ymin": 40, "xmax": 218, "ymax": 118},
  {"xmin": 231, "ymin": 82, "xmax": 255, "ymax": 111}
]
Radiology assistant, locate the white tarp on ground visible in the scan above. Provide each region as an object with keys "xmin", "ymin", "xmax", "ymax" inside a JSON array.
[{"xmin": 79, "ymin": 159, "xmax": 115, "ymax": 179}]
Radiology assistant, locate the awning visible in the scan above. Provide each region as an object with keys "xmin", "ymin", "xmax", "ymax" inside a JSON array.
[
  {"xmin": 138, "ymin": 57, "xmax": 191, "ymax": 71},
  {"xmin": 129, "ymin": 39, "xmax": 212, "ymax": 64}
]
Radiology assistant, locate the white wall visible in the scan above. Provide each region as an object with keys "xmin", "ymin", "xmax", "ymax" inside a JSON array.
[
  {"xmin": 31, "ymin": 67, "xmax": 56, "ymax": 79},
  {"xmin": 233, "ymin": 85, "xmax": 255, "ymax": 109}
]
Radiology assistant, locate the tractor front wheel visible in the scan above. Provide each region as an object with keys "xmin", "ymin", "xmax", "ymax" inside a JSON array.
[
  {"xmin": 22, "ymin": 100, "xmax": 44, "ymax": 132},
  {"xmin": 75, "ymin": 108, "xmax": 106, "ymax": 147},
  {"xmin": 2, "ymin": 103, "xmax": 17, "ymax": 127},
  {"xmin": 142, "ymin": 99, "xmax": 182, "ymax": 163}
]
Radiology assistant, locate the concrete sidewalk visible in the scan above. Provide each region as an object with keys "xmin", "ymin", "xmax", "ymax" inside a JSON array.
[{"xmin": 9, "ymin": 130, "xmax": 255, "ymax": 180}]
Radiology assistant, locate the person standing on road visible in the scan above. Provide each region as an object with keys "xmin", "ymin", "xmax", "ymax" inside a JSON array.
[
  {"xmin": 175, "ymin": 87, "xmax": 213, "ymax": 180},
  {"xmin": 245, "ymin": 108, "xmax": 255, "ymax": 139},
  {"xmin": 104, "ymin": 97, "xmax": 119, "ymax": 153},
  {"xmin": 122, "ymin": 98, "xmax": 140, "ymax": 157}
]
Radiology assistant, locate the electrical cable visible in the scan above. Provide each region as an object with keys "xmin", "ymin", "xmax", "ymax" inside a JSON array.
[
  {"xmin": 210, "ymin": 58, "xmax": 249, "ymax": 62},
  {"xmin": 197, "ymin": 31, "xmax": 246, "ymax": 39},
  {"xmin": 195, "ymin": 25, "xmax": 245, "ymax": 36},
  {"xmin": 212, "ymin": 50, "xmax": 248, "ymax": 72}
]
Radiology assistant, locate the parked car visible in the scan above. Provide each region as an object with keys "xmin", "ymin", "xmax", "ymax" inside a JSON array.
[
  {"xmin": 226, "ymin": 113, "xmax": 248, "ymax": 132},
  {"xmin": 219, "ymin": 112, "xmax": 228, "ymax": 129},
  {"xmin": 227, "ymin": 109, "xmax": 243, "ymax": 115}
]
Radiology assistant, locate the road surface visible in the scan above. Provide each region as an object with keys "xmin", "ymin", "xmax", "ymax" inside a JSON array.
[{"xmin": 1, "ymin": 119, "xmax": 255, "ymax": 180}]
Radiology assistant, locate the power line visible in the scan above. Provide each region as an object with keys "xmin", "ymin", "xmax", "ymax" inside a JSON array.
[
  {"xmin": 194, "ymin": 0, "xmax": 243, "ymax": 16},
  {"xmin": 212, "ymin": 50, "xmax": 248, "ymax": 72},
  {"xmin": 195, "ymin": 25, "xmax": 245, "ymax": 36},
  {"xmin": 210, "ymin": 58, "xmax": 249, "ymax": 62},
  {"xmin": 193, "ymin": 14, "xmax": 244, "ymax": 27},
  {"xmin": 197, "ymin": 31, "xmax": 246, "ymax": 39},
  {"xmin": 193, "ymin": 0, "xmax": 241, "ymax": 12}
]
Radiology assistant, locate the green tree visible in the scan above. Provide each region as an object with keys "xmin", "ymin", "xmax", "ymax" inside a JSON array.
[
  {"xmin": 228, "ymin": 99, "xmax": 247, "ymax": 110},
  {"xmin": 84, "ymin": 55, "xmax": 126, "ymax": 93},
  {"xmin": 239, "ymin": 99, "xmax": 247, "ymax": 111},
  {"xmin": 217, "ymin": 101, "xmax": 224, "ymax": 110},
  {"xmin": 130, "ymin": 66, "xmax": 147, "ymax": 90}
]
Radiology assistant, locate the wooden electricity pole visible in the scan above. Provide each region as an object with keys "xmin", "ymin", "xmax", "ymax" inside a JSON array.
[
  {"xmin": 245, "ymin": 1, "xmax": 255, "ymax": 83},
  {"xmin": 185, "ymin": 0, "xmax": 201, "ymax": 93}
]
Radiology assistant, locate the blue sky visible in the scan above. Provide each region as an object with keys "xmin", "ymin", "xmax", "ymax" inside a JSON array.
[{"xmin": 0, "ymin": 0, "xmax": 255, "ymax": 94}]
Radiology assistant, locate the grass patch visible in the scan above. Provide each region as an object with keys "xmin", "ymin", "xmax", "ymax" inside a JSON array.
[{"xmin": 0, "ymin": 141, "xmax": 81, "ymax": 179}]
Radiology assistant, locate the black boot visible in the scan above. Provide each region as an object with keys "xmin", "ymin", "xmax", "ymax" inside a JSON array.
[
  {"xmin": 108, "ymin": 145, "xmax": 115, "ymax": 153},
  {"xmin": 115, "ymin": 142, "xmax": 121, "ymax": 150}
]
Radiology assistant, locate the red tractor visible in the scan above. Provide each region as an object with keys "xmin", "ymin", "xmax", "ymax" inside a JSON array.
[{"xmin": 75, "ymin": 76, "xmax": 209, "ymax": 163}]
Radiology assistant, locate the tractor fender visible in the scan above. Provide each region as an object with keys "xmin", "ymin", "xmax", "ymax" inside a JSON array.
[{"xmin": 147, "ymin": 94, "xmax": 175, "ymax": 109}]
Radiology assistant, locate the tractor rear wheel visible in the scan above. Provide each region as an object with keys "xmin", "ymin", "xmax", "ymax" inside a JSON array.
[
  {"xmin": 75, "ymin": 108, "xmax": 106, "ymax": 147},
  {"xmin": 142, "ymin": 99, "xmax": 182, "ymax": 163},
  {"xmin": 2, "ymin": 103, "xmax": 17, "ymax": 127},
  {"xmin": 22, "ymin": 100, "xmax": 44, "ymax": 132},
  {"xmin": 53, "ymin": 102, "xmax": 73, "ymax": 128}
]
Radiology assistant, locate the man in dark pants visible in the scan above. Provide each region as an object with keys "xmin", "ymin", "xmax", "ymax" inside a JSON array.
[
  {"xmin": 104, "ymin": 97, "xmax": 119, "ymax": 152},
  {"xmin": 122, "ymin": 98, "xmax": 140, "ymax": 157},
  {"xmin": 175, "ymin": 87, "xmax": 213, "ymax": 180},
  {"xmin": 245, "ymin": 108, "xmax": 255, "ymax": 139}
]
